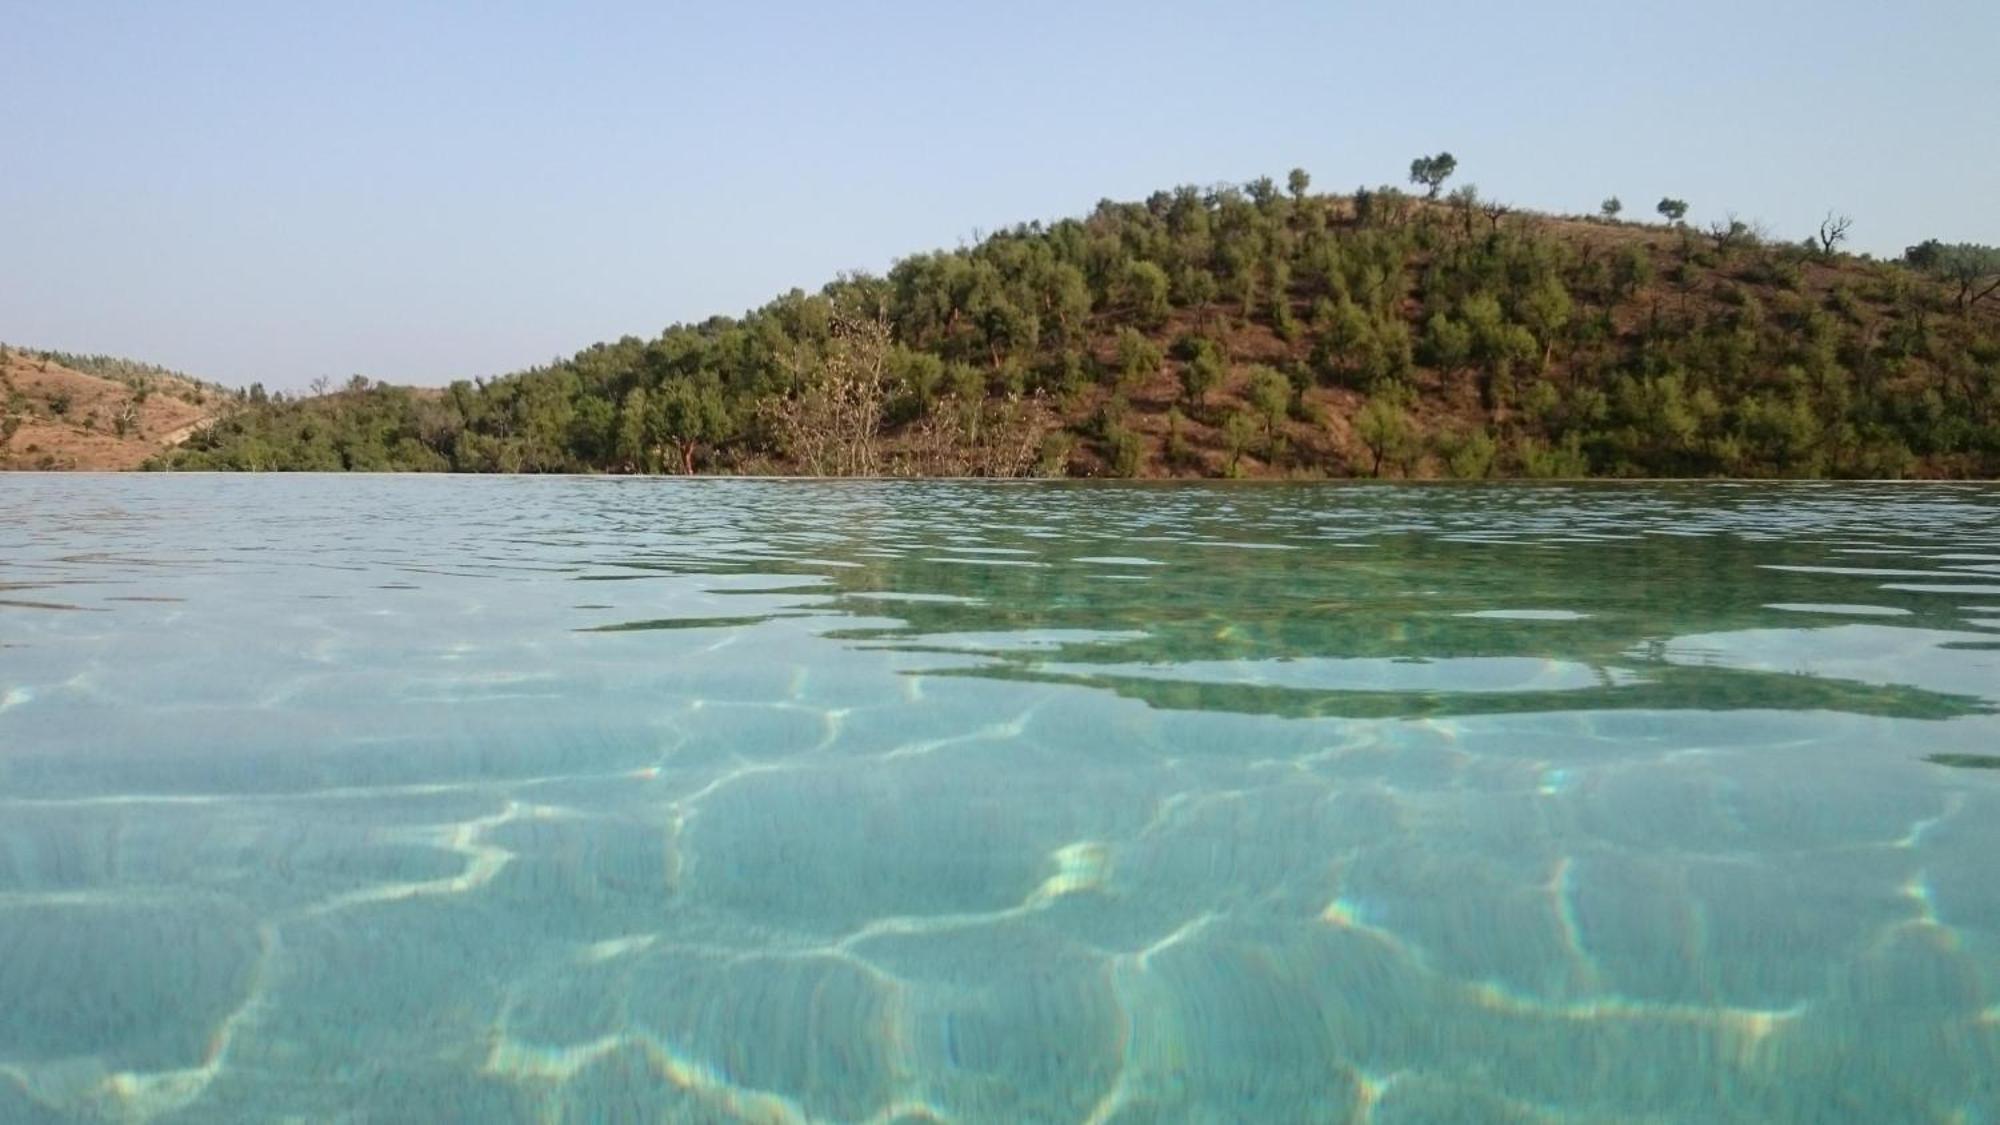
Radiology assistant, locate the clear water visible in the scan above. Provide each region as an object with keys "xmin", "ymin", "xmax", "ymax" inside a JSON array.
[{"xmin": 2, "ymin": 476, "xmax": 1998, "ymax": 1123}]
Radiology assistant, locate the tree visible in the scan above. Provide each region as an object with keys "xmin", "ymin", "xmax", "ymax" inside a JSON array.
[
  {"xmin": 769, "ymin": 312, "xmax": 893, "ymax": 476},
  {"xmin": 1815, "ymin": 212, "xmax": 1853, "ymax": 258},
  {"xmin": 1904, "ymin": 239, "xmax": 1945, "ymax": 271},
  {"xmin": 1247, "ymin": 365, "xmax": 1291, "ymax": 448},
  {"xmin": 1519, "ymin": 277, "xmax": 1574, "ymax": 369},
  {"xmin": 1221, "ymin": 409, "xmax": 1258, "ymax": 475},
  {"xmin": 616, "ymin": 387, "xmax": 655, "ymax": 470},
  {"xmin": 1176, "ymin": 266, "xmax": 1220, "ymax": 327},
  {"xmin": 1120, "ymin": 260, "xmax": 1171, "ymax": 327},
  {"xmin": 1708, "ymin": 213, "xmax": 1757, "ymax": 252},
  {"xmin": 1600, "ymin": 196, "xmax": 1623, "ymax": 221},
  {"xmin": 1441, "ymin": 427, "xmax": 1497, "ymax": 478},
  {"xmin": 1905, "ymin": 241, "xmax": 2000, "ymax": 313},
  {"xmin": 1114, "ymin": 327, "xmax": 1163, "ymax": 387},
  {"xmin": 1354, "ymin": 391, "xmax": 1416, "ymax": 476},
  {"xmin": 1315, "ymin": 299, "xmax": 1378, "ymax": 387},
  {"xmin": 1408, "ymin": 152, "xmax": 1457, "ymax": 199},
  {"xmin": 1657, "ymin": 197, "xmax": 1690, "ymax": 225},
  {"xmin": 1421, "ymin": 314, "xmax": 1473, "ymax": 381},
  {"xmin": 654, "ymin": 377, "xmax": 731, "ymax": 473},
  {"xmin": 1287, "ymin": 168, "xmax": 1311, "ymax": 203},
  {"xmin": 1179, "ymin": 340, "xmax": 1226, "ymax": 409},
  {"xmin": 1446, "ymin": 184, "xmax": 1480, "ymax": 236},
  {"xmin": 1611, "ymin": 244, "xmax": 1653, "ymax": 299}
]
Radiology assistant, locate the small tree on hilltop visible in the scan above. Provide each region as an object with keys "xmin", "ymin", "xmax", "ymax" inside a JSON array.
[
  {"xmin": 1408, "ymin": 152, "xmax": 1457, "ymax": 200},
  {"xmin": 1600, "ymin": 196, "xmax": 1623, "ymax": 221},
  {"xmin": 1815, "ymin": 212, "xmax": 1853, "ymax": 258},
  {"xmin": 1287, "ymin": 168, "xmax": 1311, "ymax": 204},
  {"xmin": 1657, "ymin": 197, "xmax": 1690, "ymax": 225}
]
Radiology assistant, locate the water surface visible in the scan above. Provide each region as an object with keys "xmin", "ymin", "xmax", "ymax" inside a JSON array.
[{"xmin": 2, "ymin": 477, "xmax": 1998, "ymax": 1122}]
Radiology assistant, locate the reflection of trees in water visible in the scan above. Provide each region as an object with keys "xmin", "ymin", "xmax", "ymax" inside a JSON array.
[
  {"xmin": 583, "ymin": 483, "xmax": 2000, "ymax": 722},
  {"xmin": 925, "ymin": 662, "xmax": 1989, "ymax": 723},
  {"xmin": 1927, "ymin": 753, "xmax": 2000, "ymax": 770}
]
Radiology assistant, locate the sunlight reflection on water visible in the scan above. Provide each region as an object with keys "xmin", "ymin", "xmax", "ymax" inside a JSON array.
[{"xmin": 0, "ymin": 477, "xmax": 1997, "ymax": 1122}]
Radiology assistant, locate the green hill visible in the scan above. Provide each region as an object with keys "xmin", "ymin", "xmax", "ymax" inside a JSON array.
[{"xmin": 159, "ymin": 166, "xmax": 2000, "ymax": 478}]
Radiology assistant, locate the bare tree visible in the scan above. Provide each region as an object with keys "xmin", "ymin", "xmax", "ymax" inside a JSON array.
[
  {"xmin": 1481, "ymin": 199, "xmax": 1512, "ymax": 232},
  {"xmin": 1816, "ymin": 212, "xmax": 1853, "ymax": 257},
  {"xmin": 768, "ymin": 311, "xmax": 892, "ymax": 476},
  {"xmin": 1709, "ymin": 212, "xmax": 1765, "ymax": 253},
  {"xmin": 1446, "ymin": 184, "xmax": 1480, "ymax": 237},
  {"xmin": 898, "ymin": 391, "xmax": 1055, "ymax": 477}
]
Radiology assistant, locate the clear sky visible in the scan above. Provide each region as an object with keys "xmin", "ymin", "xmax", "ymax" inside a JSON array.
[{"xmin": 4, "ymin": 0, "xmax": 1995, "ymax": 390}]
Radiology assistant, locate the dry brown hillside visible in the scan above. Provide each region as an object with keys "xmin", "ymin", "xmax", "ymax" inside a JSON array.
[{"xmin": 0, "ymin": 348, "xmax": 227, "ymax": 470}]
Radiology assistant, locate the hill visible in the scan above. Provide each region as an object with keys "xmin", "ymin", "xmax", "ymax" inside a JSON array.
[
  {"xmin": 162, "ymin": 168, "xmax": 2000, "ymax": 478},
  {"xmin": 1, "ymin": 347, "xmax": 228, "ymax": 470}
]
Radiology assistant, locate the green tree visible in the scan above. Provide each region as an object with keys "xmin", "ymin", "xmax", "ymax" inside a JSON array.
[
  {"xmin": 1440, "ymin": 426, "xmax": 1497, "ymax": 478},
  {"xmin": 1421, "ymin": 314, "xmax": 1473, "ymax": 381},
  {"xmin": 1657, "ymin": 197, "xmax": 1690, "ymax": 225},
  {"xmin": 1105, "ymin": 422, "xmax": 1143, "ymax": 477},
  {"xmin": 1611, "ymin": 244, "xmax": 1654, "ymax": 299},
  {"xmin": 1517, "ymin": 434, "xmax": 1591, "ymax": 478},
  {"xmin": 1247, "ymin": 365, "xmax": 1291, "ymax": 449},
  {"xmin": 1600, "ymin": 196, "xmax": 1623, "ymax": 221},
  {"xmin": 1287, "ymin": 168, "xmax": 1311, "ymax": 204},
  {"xmin": 1121, "ymin": 260, "xmax": 1171, "ymax": 327},
  {"xmin": 654, "ymin": 377, "xmax": 732, "ymax": 473},
  {"xmin": 1317, "ymin": 299, "xmax": 1377, "ymax": 387},
  {"xmin": 1905, "ymin": 241, "xmax": 2000, "ymax": 312},
  {"xmin": 1408, "ymin": 152, "xmax": 1457, "ymax": 199},
  {"xmin": 1518, "ymin": 277, "xmax": 1574, "ymax": 369},
  {"xmin": 1176, "ymin": 267, "xmax": 1221, "ymax": 327},
  {"xmin": 1114, "ymin": 327, "xmax": 1163, "ymax": 387},
  {"xmin": 1355, "ymin": 390, "xmax": 1416, "ymax": 476},
  {"xmin": 1221, "ymin": 409, "xmax": 1258, "ymax": 475},
  {"xmin": 616, "ymin": 387, "xmax": 656, "ymax": 470},
  {"xmin": 1179, "ymin": 339, "xmax": 1226, "ymax": 409}
]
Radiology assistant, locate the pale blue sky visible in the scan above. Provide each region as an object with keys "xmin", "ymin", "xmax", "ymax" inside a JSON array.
[{"xmin": 4, "ymin": 1, "xmax": 1995, "ymax": 389}]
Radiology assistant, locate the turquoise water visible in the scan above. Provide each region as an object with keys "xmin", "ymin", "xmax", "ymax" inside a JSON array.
[{"xmin": 2, "ymin": 476, "xmax": 1998, "ymax": 1123}]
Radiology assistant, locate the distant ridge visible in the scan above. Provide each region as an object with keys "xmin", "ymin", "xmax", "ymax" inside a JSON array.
[{"xmin": 1, "ymin": 346, "xmax": 226, "ymax": 470}]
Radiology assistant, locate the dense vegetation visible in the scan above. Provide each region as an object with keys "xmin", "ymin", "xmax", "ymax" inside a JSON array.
[{"xmin": 160, "ymin": 162, "xmax": 2000, "ymax": 478}]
